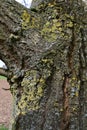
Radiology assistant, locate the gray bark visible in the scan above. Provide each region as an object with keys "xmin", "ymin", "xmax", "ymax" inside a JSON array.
[
  {"xmin": 0, "ymin": 68, "xmax": 8, "ymax": 77},
  {"xmin": 0, "ymin": 0, "xmax": 87, "ymax": 130}
]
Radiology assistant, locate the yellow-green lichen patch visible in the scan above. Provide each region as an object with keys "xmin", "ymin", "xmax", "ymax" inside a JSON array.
[
  {"xmin": 35, "ymin": 2, "xmax": 76, "ymax": 42},
  {"xmin": 48, "ymin": 1, "xmax": 56, "ymax": 7},
  {"xmin": 41, "ymin": 18, "xmax": 62, "ymax": 42},
  {"xmin": 41, "ymin": 8, "xmax": 75, "ymax": 42},
  {"xmin": 21, "ymin": 10, "xmax": 31, "ymax": 29},
  {"xmin": 66, "ymin": 21, "xmax": 73, "ymax": 28},
  {"xmin": 42, "ymin": 58, "xmax": 53, "ymax": 66},
  {"xmin": 18, "ymin": 69, "xmax": 51, "ymax": 113},
  {"xmin": 21, "ymin": 10, "xmax": 41, "ymax": 30}
]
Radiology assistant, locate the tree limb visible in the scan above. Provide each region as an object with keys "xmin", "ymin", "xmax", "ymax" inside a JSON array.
[{"xmin": 0, "ymin": 68, "xmax": 8, "ymax": 77}]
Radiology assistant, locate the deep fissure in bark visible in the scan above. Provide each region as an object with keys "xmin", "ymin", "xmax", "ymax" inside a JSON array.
[
  {"xmin": 61, "ymin": 73, "xmax": 70, "ymax": 130},
  {"xmin": 67, "ymin": 23, "xmax": 75, "ymax": 71}
]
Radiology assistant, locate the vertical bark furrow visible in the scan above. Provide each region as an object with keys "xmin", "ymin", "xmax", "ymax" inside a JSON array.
[
  {"xmin": 61, "ymin": 73, "xmax": 70, "ymax": 130},
  {"xmin": 67, "ymin": 23, "xmax": 75, "ymax": 71},
  {"xmin": 78, "ymin": 27, "xmax": 87, "ymax": 130}
]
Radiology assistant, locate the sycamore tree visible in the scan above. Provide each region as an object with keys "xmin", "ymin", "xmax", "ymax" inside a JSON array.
[{"xmin": 0, "ymin": 0, "xmax": 87, "ymax": 130}]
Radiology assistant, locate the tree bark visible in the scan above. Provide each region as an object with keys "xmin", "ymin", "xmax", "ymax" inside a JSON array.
[
  {"xmin": 0, "ymin": 68, "xmax": 8, "ymax": 77},
  {"xmin": 0, "ymin": 0, "xmax": 87, "ymax": 130}
]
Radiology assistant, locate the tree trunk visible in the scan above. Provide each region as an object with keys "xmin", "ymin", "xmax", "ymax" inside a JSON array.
[{"xmin": 0, "ymin": 0, "xmax": 87, "ymax": 130}]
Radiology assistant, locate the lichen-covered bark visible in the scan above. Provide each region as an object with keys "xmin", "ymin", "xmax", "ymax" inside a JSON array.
[{"xmin": 0, "ymin": 0, "xmax": 87, "ymax": 130}]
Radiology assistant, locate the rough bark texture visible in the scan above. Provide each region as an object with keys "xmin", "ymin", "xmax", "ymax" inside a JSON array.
[{"xmin": 0, "ymin": 0, "xmax": 87, "ymax": 130}]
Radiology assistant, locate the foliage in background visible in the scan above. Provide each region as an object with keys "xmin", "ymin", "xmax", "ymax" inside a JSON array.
[
  {"xmin": 0, "ymin": 125, "xmax": 8, "ymax": 130},
  {"xmin": 0, "ymin": 76, "xmax": 6, "ymax": 79}
]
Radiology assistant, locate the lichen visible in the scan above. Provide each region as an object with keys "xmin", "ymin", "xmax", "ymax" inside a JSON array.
[
  {"xmin": 41, "ymin": 18, "xmax": 62, "ymax": 42},
  {"xmin": 15, "ymin": 55, "xmax": 54, "ymax": 113},
  {"xmin": 40, "ymin": 6, "xmax": 75, "ymax": 42},
  {"xmin": 21, "ymin": 10, "xmax": 31, "ymax": 29},
  {"xmin": 18, "ymin": 68, "xmax": 51, "ymax": 113},
  {"xmin": 21, "ymin": 6, "xmax": 74, "ymax": 43},
  {"xmin": 70, "ymin": 75, "xmax": 80, "ymax": 98},
  {"xmin": 9, "ymin": 34, "xmax": 20, "ymax": 42},
  {"xmin": 21, "ymin": 10, "xmax": 41, "ymax": 30}
]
